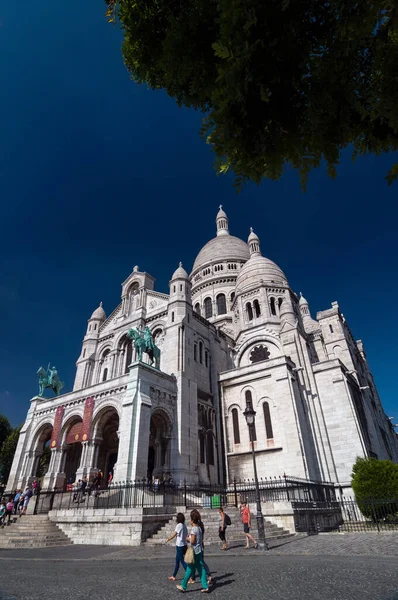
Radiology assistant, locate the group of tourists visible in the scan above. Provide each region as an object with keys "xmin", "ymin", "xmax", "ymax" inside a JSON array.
[
  {"xmin": 152, "ymin": 472, "xmax": 175, "ymax": 492},
  {"xmin": 165, "ymin": 501, "xmax": 257, "ymax": 593},
  {"xmin": 0, "ymin": 486, "xmax": 34, "ymax": 526}
]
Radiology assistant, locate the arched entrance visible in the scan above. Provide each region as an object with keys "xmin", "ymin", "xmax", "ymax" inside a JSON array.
[
  {"xmin": 96, "ymin": 410, "xmax": 119, "ymax": 481},
  {"xmin": 62, "ymin": 418, "xmax": 83, "ymax": 485},
  {"xmin": 147, "ymin": 410, "xmax": 171, "ymax": 480},
  {"xmin": 32, "ymin": 423, "xmax": 53, "ymax": 480}
]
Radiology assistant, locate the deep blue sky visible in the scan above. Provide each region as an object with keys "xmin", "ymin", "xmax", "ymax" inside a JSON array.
[{"xmin": 0, "ymin": 1, "xmax": 397, "ymax": 428}]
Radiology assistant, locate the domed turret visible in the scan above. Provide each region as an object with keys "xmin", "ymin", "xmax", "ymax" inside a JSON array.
[
  {"xmin": 90, "ymin": 302, "xmax": 106, "ymax": 322},
  {"xmin": 279, "ymin": 297, "xmax": 296, "ymax": 321},
  {"xmin": 171, "ymin": 262, "xmax": 189, "ymax": 281},
  {"xmin": 299, "ymin": 293, "xmax": 320, "ymax": 333},
  {"xmin": 216, "ymin": 205, "xmax": 229, "ymax": 236},
  {"xmin": 235, "ymin": 229, "xmax": 287, "ymax": 295},
  {"xmin": 248, "ymin": 227, "xmax": 261, "ymax": 257}
]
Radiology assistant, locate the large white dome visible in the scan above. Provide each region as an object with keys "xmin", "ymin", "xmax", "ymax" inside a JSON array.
[{"xmin": 191, "ymin": 235, "xmax": 250, "ymax": 274}]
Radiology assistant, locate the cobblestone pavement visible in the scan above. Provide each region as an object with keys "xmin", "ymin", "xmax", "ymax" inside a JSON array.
[
  {"xmin": 0, "ymin": 534, "xmax": 397, "ymax": 600},
  {"xmin": 0, "ymin": 552, "xmax": 397, "ymax": 600},
  {"xmin": 0, "ymin": 532, "xmax": 397, "ymax": 561}
]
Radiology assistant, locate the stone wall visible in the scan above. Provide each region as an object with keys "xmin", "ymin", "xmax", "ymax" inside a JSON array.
[{"xmin": 49, "ymin": 506, "xmax": 174, "ymax": 546}]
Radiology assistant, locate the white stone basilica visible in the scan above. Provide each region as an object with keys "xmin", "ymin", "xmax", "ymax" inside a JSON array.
[{"xmin": 8, "ymin": 207, "xmax": 398, "ymax": 494}]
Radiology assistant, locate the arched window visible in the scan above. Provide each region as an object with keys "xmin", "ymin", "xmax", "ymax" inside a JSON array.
[
  {"xmin": 245, "ymin": 390, "xmax": 257, "ymax": 441},
  {"xmin": 254, "ymin": 299, "xmax": 261, "ymax": 318},
  {"xmin": 83, "ymin": 349, "xmax": 86, "ymax": 358},
  {"xmin": 232, "ymin": 408, "xmax": 240, "ymax": 444},
  {"xmin": 206, "ymin": 432, "xmax": 214, "ymax": 466},
  {"xmin": 199, "ymin": 431, "xmax": 205, "ymax": 463},
  {"xmin": 245, "ymin": 390, "xmax": 254, "ymax": 410},
  {"xmin": 199, "ymin": 341, "xmax": 203, "ymax": 364},
  {"xmin": 263, "ymin": 402, "xmax": 274, "ymax": 440},
  {"xmin": 278, "ymin": 298, "xmax": 283, "ymax": 312},
  {"xmin": 152, "ymin": 328, "xmax": 163, "ymax": 343},
  {"xmin": 204, "ymin": 297, "xmax": 213, "ymax": 319},
  {"xmin": 230, "ymin": 292, "xmax": 235, "ymax": 305},
  {"xmin": 216, "ymin": 293, "xmax": 227, "ymax": 315},
  {"xmin": 246, "ymin": 302, "xmax": 253, "ymax": 321},
  {"xmin": 194, "ymin": 344, "xmax": 197, "ymax": 362},
  {"xmin": 125, "ymin": 342, "xmax": 133, "ymax": 373},
  {"xmin": 194, "ymin": 303, "xmax": 201, "ymax": 315},
  {"xmin": 250, "ymin": 345, "xmax": 270, "ymax": 363},
  {"xmin": 102, "ymin": 368, "xmax": 108, "ymax": 382},
  {"xmin": 270, "ymin": 297, "xmax": 276, "ymax": 316}
]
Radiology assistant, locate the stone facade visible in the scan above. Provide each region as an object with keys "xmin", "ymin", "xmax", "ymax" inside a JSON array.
[{"xmin": 7, "ymin": 208, "xmax": 398, "ymax": 494}]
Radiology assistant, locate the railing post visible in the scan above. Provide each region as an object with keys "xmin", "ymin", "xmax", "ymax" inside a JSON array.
[
  {"xmin": 184, "ymin": 480, "xmax": 187, "ymax": 509},
  {"xmin": 284, "ymin": 474, "xmax": 290, "ymax": 502},
  {"xmin": 371, "ymin": 499, "xmax": 380, "ymax": 532},
  {"xmin": 234, "ymin": 479, "xmax": 238, "ymax": 508}
]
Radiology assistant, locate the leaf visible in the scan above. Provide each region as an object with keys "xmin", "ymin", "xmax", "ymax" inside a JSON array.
[{"xmin": 386, "ymin": 163, "xmax": 398, "ymax": 186}]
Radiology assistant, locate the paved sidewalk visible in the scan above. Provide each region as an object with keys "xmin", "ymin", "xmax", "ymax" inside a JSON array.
[{"xmin": 0, "ymin": 532, "xmax": 396, "ymax": 561}]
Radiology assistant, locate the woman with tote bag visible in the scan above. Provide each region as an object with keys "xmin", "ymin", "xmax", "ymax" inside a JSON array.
[{"xmin": 176, "ymin": 510, "xmax": 209, "ymax": 593}]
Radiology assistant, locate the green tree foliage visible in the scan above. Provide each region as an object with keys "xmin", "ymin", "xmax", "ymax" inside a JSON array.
[
  {"xmin": 0, "ymin": 426, "xmax": 22, "ymax": 483},
  {"xmin": 351, "ymin": 457, "xmax": 398, "ymax": 519},
  {"xmin": 0, "ymin": 414, "xmax": 12, "ymax": 451},
  {"xmin": 106, "ymin": 0, "xmax": 398, "ymax": 190}
]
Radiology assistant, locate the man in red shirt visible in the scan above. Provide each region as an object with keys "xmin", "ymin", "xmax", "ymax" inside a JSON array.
[{"xmin": 240, "ymin": 502, "xmax": 258, "ymax": 549}]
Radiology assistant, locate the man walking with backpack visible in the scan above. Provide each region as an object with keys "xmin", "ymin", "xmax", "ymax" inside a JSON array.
[{"xmin": 240, "ymin": 501, "xmax": 258, "ymax": 549}]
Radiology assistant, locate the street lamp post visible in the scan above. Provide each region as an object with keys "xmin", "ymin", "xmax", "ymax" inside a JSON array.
[{"xmin": 243, "ymin": 405, "xmax": 268, "ymax": 551}]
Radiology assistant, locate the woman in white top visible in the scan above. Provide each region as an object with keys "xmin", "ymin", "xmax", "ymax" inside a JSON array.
[
  {"xmin": 176, "ymin": 511, "xmax": 209, "ymax": 593},
  {"xmin": 166, "ymin": 512, "xmax": 188, "ymax": 581}
]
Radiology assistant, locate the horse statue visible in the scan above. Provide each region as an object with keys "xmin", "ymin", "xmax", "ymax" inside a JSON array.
[
  {"xmin": 37, "ymin": 364, "xmax": 64, "ymax": 397},
  {"xmin": 127, "ymin": 327, "xmax": 161, "ymax": 370}
]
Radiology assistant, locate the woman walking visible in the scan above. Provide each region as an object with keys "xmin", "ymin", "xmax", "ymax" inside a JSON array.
[
  {"xmin": 176, "ymin": 510, "xmax": 209, "ymax": 593},
  {"xmin": 187, "ymin": 509, "xmax": 211, "ymax": 585},
  {"xmin": 166, "ymin": 513, "xmax": 188, "ymax": 581},
  {"xmin": 218, "ymin": 506, "xmax": 227, "ymax": 550}
]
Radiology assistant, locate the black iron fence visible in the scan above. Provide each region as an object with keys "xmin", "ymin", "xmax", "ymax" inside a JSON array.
[
  {"xmin": 3, "ymin": 477, "xmax": 393, "ymax": 534},
  {"xmin": 292, "ymin": 497, "xmax": 398, "ymax": 533},
  {"xmin": 30, "ymin": 475, "xmax": 336, "ymax": 514}
]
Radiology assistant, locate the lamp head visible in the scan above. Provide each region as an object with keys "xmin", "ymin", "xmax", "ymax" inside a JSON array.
[{"xmin": 243, "ymin": 406, "xmax": 256, "ymax": 426}]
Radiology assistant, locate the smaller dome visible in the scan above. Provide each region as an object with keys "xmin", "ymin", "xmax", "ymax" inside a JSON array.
[
  {"xmin": 299, "ymin": 292, "xmax": 308, "ymax": 306},
  {"xmin": 171, "ymin": 262, "xmax": 189, "ymax": 280},
  {"xmin": 279, "ymin": 298, "xmax": 295, "ymax": 318},
  {"xmin": 216, "ymin": 205, "xmax": 227, "ymax": 220},
  {"xmin": 90, "ymin": 302, "xmax": 106, "ymax": 321},
  {"xmin": 248, "ymin": 227, "xmax": 259, "ymax": 243},
  {"xmin": 236, "ymin": 255, "xmax": 287, "ymax": 294}
]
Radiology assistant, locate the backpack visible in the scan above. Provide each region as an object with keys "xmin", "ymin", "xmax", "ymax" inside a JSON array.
[
  {"xmin": 224, "ymin": 513, "xmax": 232, "ymax": 526},
  {"xmin": 6, "ymin": 502, "xmax": 13, "ymax": 512}
]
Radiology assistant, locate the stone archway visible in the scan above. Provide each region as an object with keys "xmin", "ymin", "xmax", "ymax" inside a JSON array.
[
  {"xmin": 31, "ymin": 423, "xmax": 53, "ymax": 482},
  {"xmin": 147, "ymin": 410, "xmax": 171, "ymax": 480},
  {"xmin": 62, "ymin": 418, "xmax": 83, "ymax": 485},
  {"xmin": 96, "ymin": 410, "xmax": 119, "ymax": 483}
]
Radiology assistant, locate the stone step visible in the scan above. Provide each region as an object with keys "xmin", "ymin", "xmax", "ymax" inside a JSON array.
[
  {"xmin": 0, "ymin": 516, "xmax": 73, "ymax": 548},
  {"xmin": 0, "ymin": 541, "xmax": 72, "ymax": 548}
]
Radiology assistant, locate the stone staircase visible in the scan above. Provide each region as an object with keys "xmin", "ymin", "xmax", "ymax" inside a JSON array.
[
  {"xmin": 0, "ymin": 515, "xmax": 73, "ymax": 548},
  {"xmin": 145, "ymin": 506, "xmax": 293, "ymax": 546}
]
